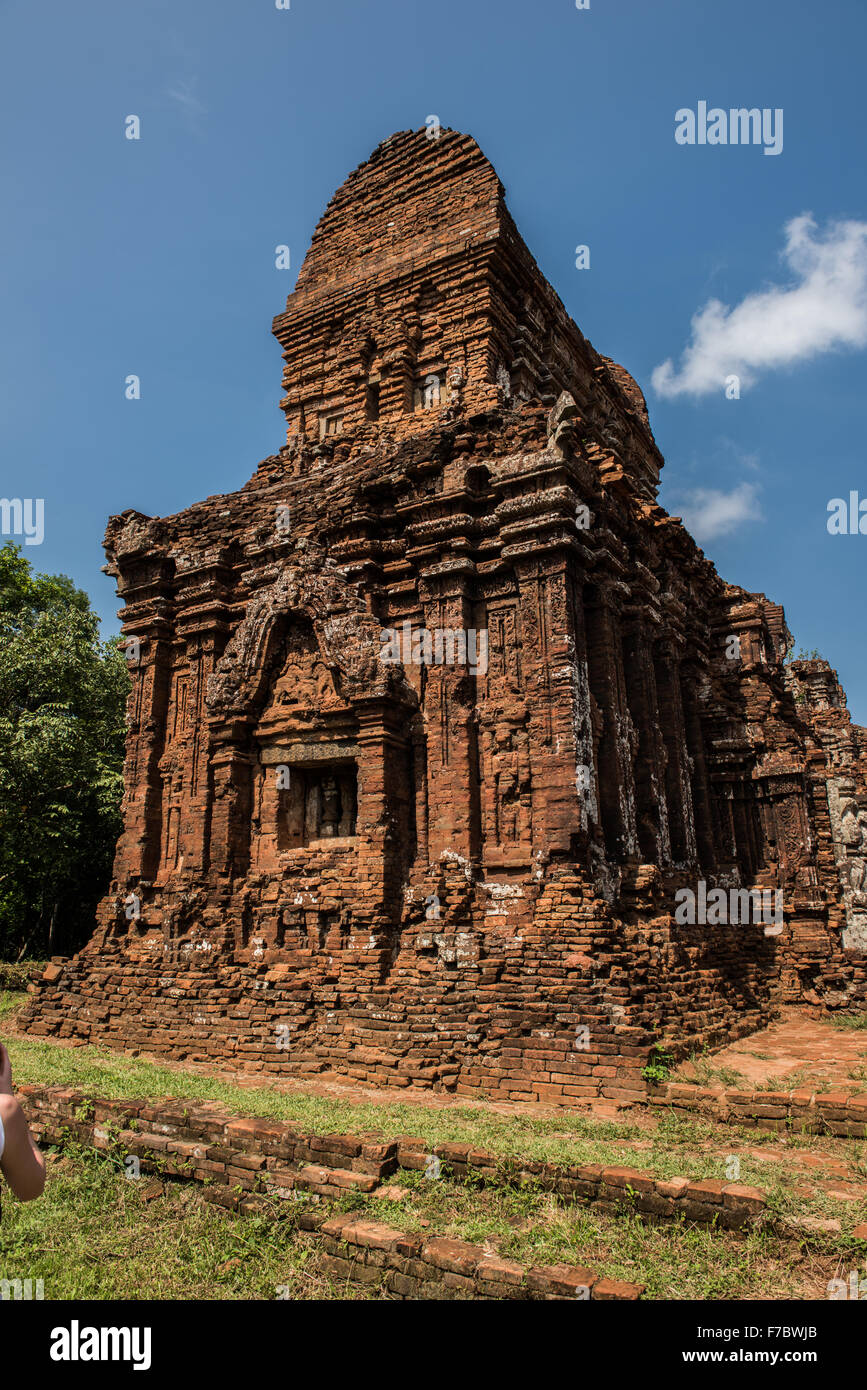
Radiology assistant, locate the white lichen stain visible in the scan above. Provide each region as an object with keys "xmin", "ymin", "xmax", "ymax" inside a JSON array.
[
  {"xmin": 481, "ymin": 882, "xmax": 524, "ymax": 899},
  {"xmin": 439, "ymin": 849, "xmax": 474, "ymax": 884}
]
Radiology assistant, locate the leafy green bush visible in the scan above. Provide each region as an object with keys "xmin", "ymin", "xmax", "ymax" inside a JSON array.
[{"xmin": 0, "ymin": 543, "xmax": 128, "ymax": 959}]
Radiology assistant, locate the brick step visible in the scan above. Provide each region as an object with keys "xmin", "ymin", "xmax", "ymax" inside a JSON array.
[
  {"xmin": 108, "ymin": 1131, "xmax": 380, "ymax": 1199},
  {"xmin": 266, "ymin": 1164, "xmax": 380, "ymax": 1198},
  {"xmin": 651, "ymin": 1083, "xmax": 867, "ymax": 1137},
  {"xmin": 23, "ymin": 1087, "xmax": 767, "ymax": 1233},
  {"xmin": 314, "ymin": 1215, "xmax": 644, "ymax": 1300}
]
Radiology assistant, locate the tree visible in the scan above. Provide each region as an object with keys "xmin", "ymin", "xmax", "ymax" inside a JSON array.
[{"xmin": 0, "ymin": 544, "xmax": 128, "ymax": 958}]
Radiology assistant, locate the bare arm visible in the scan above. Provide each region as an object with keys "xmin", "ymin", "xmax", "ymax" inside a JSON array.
[{"xmin": 0, "ymin": 1043, "xmax": 45, "ymax": 1201}]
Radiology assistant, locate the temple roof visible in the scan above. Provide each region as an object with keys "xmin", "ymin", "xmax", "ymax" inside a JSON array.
[
  {"xmin": 271, "ymin": 126, "xmax": 661, "ymax": 488},
  {"xmin": 291, "ymin": 128, "xmax": 504, "ymax": 299}
]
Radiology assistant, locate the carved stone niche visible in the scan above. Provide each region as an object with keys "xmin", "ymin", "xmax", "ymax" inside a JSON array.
[
  {"xmin": 762, "ymin": 771, "xmax": 812, "ymax": 884},
  {"xmin": 827, "ymin": 777, "xmax": 867, "ymax": 950},
  {"xmin": 254, "ymin": 618, "xmax": 360, "ymax": 853},
  {"xmin": 261, "ymin": 745, "xmax": 358, "ymax": 847}
]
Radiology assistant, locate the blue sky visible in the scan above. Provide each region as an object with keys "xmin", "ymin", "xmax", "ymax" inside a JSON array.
[{"xmin": 2, "ymin": 0, "xmax": 865, "ymax": 716}]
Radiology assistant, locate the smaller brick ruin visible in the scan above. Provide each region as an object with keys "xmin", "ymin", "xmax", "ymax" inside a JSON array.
[{"xmin": 22, "ymin": 128, "xmax": 867, "ymax": 1104}]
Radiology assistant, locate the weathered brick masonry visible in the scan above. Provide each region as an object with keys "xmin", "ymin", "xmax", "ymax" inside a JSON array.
[{"xmin": 22, "ymin": 128, "xmax": 867, "ymax": 1101}]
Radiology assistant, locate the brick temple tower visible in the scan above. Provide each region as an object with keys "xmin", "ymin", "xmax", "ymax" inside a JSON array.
[{"xmin": 23, "ymin": 129, "xmax": 867, "ymax": 1103}]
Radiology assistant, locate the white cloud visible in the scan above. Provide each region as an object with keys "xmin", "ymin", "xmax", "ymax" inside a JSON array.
[
  {"xmin": 166, "ymin": 78, "xmax": 207, "ymax": 119},
  {"xmin": 672, "ymin": 482, "xmax": 763, "ymax": 541},
  {"xmin": 652, "ymin": 215, "xmax": 867, "ymax": 399}
]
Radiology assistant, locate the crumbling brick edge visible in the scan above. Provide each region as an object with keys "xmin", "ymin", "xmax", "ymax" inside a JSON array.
[
  {"xmin": 18, "ymin": 1086, "xmax": 646, "ymax": 1300},
  {"xmin": 649, "ymin": 1083, "xmax": 867, "ymax": 1137},
  {"xmin": 16, "ymin": 1084, "xmax": 780, "ymax": 1300}
]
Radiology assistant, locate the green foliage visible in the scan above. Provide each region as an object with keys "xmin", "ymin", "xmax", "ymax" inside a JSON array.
[
  {"xmin": 783, "ymin": 640, "xmax": 824, "ymax": 665},
  {"xmin": 0, "ymin": 543, "xmax": 128, "ymax": 958},
  {"xmin": 0, "ymin": 960, "xmax": 44, "ymax": 990},
  {"xmin": 642, "ymin": 1044, "xmax": 675, "ymax": 1086}
]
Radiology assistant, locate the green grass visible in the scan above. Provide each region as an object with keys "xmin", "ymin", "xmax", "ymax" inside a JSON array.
[
  {"xmin": 4, "ymin": 1001, "xmax": 867, "ymax": 1298},
  {"xmin": 0, "ymin": 1143, "xmax": 370, "ymax": 1300},
  {"xmin": 1, "ymin": 1138, "xmax": 852, "ymax": 1303},
  {"xmin": 830, "ymin": 1013, "xmax": 867, "ymax": 1031},
  {"xmin": 0, "ymin": 989, "xmax": 27, "ymax": 1022}
]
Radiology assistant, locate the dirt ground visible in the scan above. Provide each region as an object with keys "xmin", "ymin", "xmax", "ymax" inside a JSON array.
[{"xmin": 674, "ymin": 1007, "xmax": 867, "ymax": 1094}]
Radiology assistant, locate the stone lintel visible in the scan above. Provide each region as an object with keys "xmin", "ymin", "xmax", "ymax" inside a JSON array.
[{"xmin": 260, "ymin": 743, "xmax": 359, "ymax": 765}]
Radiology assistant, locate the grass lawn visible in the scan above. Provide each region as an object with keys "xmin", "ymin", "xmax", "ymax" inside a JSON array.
[
  {"xmin": 2, "ymin": 992, "xmax": 865, "ymax": 1299},
  {"xmin": 0, "ymin": 1137, "xmax": 853, "ymax": 1302},
  {"xmin": 0, "ymin": 1143, "xmax": 368, "ymax": 1300}
]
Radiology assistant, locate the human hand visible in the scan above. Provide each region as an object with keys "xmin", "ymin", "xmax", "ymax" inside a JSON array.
[{"xmin": 0, "ymin": 1041, "xmax": 13, "ymax": 1095}]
